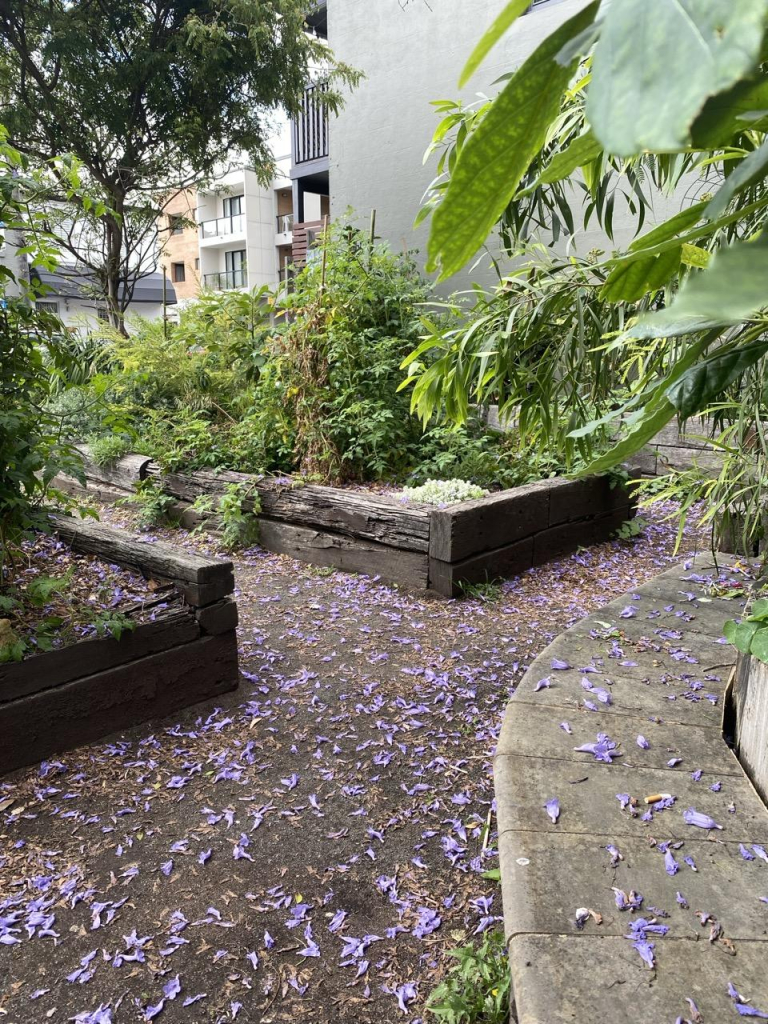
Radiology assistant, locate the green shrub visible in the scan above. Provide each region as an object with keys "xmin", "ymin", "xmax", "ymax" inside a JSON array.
[{"xmin": 251, "ymin": 221, "xmax": 431, "ymax": 482}]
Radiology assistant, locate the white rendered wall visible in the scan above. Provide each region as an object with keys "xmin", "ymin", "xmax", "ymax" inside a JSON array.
[{"xmin": 328, "ymin": 0, "xmax": 692, "ymax": 291}]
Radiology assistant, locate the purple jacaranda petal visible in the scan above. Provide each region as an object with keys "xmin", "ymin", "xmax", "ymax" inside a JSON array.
[
  {"xmin": 394, "ymin": 983, "xmax": 417, "ymax": 1013},
  {"xmin": 616, "ymin": 793, "xmax": 630, "ymax": 809},
  {"xmin": 182, "ymin": 995, "xmax": 206, "ymax": 1007},
  {"xmin": 574, "ymin": 734, "xmax": 621, "ymax": 763},
  {"xmin": 264, "ymin": 931, "xmax": 274, "ymax": 949},
  {"xmin": 636, "ymin": 735, "xmax": 650, "ymax": 749},
  {"xmin": 710, "ymin": 781, "xmax": 722, "ymax": 791},
  {"xmin": 729, "ymin": 982, "xmax": 745, "ymax": 1002},
  {"xmin": 620, "ymin": 606, "xmax": 636, "ymax": 619},
  {"xmin": 560, "ymin": 721, "xmax": 572, "ymax": 734},
  {"xmin": 160, "ymin": 860, "xmax": 173, "ymax": 877},
  {"xmin": 753, "ymin": 846, "xmax": 768, "ymax": 863},
  {"xmin": 683, "ymin": 808, "xmax": 723, "ymax": 830},
  {"xmin": 534, "ymin": 677, "xmax": 551, "ymax": 692},
  {"xmin": 297, "ymin": 923, "xmax": 320, "ymax": 958},
  {"xmin": 163, "ymin": 976, "xmax": 180, "ymax": 1000},
  {"xmin": 691, "ymin": 769, "xmax": 702, "ymax": 782},
  {"xmin": 328, "ymin": 910, "xmax": 347, "ymax": 933},
  {"xmin": 413, "ymin": 907, "xmax": 441, "ymax": 939},
  {"xmin": 145, "ymin": 999, "xmax": 165, "ymax": 1021},
  {"xmin": 544, "ymin": 798, "xmax": 560, "ymax": 824},
  {"xmin": 684, "ymin": 856, "xmax": 698, "ymax": 871},
  {"xmin": 740, "ymin": 845, "xmax": 755, "ymax": 861},
  {"xmin": 667, "ymin": 758, "xmax": 682, "ymax": 767},
  {"xmin": 198, "ymin": 849, "xmax": 211, "ymax": 865},
  {"xmin": 664, "ymin": 850, "xmax": 679, "ymax": 876},
  {"xmin": 551, "ymin": 658, "xmax": 570, "ymax": 670},
  {"xmin": 246, "ymin": 951, "xmax": 259, "ymax": 969},
  {"xmin": 606, "ymin": 844, "xmax": 622, "ymax": 867},
  {"xmin": 735, "ymin": 1005, "xmax": 768, "ymax": 1018},
  {"xmin": 632, "ymin": 939, "xmax": 655, "ymax": 968},
  {"xmin": 676, "ymin": 892, "xmax": 688, "ymax": 908}
]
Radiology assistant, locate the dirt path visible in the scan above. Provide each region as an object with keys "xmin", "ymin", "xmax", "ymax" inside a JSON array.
[{"xmin": 0, "ymin": 503, "xmax": 710, "ymax": 1024}]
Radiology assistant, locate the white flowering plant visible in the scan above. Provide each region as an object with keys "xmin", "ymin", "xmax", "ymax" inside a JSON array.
[{"xmin": 400, "ymin": 478, "xmax": 488, "ymax": 507}]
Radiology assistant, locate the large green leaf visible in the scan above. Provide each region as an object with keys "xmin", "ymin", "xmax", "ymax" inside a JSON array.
[
  {"xmin": 587, "ymin": 0, "xmax": 768, "ymax": 157},
  {"xmin": 706, "ymin": 138, "xmax": 768, "ymax": 219},
  {"xmin": 459, "ymin": 0, "xmax": 534, "ymax": 88},
  {"xmin": 666, "ymin": 336, "xmax": 768, "ymax": 417},
  {"xmin": 691, "ymin": 72, "xmax": 768, "ymax": 147},
  {"xmin": 575, "ymin": 398, "xmax": 677, "ymax": 476},
  {"xmin": 629, "ymin": 233, "xmax": 768, "ymax": 339},
  {"xmin": 426, "ymin": 2, "xmax": 599, "ymax": 280},
  {"xmin": 600, "ymin": 246, "xmax": 682, "ymax": 302}
]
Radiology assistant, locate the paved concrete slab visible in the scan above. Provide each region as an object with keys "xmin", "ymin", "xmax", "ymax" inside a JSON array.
[
  {"xmin": 510, "ymin": 663, "xmax": 727, "ymax": 729},
  {"xmin": 497, "ymin": 702, "xmax": 740, "ymax": 775},
  {"xmin": 494, "ymin": 753, "xmax": 768, "ymax": 840},
  {"xmin": 495, "ymin": 556, "xmax": 768, "ymax": 1024},
  {"xmin": 508, "ymin": 935, "xmax": 768, "ymax": 1024},
  {"xmin": 499, "ymin": 830, "xmax": 768, "ymax": 939}
]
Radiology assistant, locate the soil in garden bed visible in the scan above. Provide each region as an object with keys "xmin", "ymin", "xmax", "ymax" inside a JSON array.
[{"xmin": 0, "ymin": 532, "xmax": 176, "ymax": 663}]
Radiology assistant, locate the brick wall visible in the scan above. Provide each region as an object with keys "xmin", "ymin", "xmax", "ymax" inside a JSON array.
[{"xmin": 158, "ymin": 189, "xmax": 201, "ymax": 302}]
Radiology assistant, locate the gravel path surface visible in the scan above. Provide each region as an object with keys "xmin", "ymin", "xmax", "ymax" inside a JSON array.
[{"xmin": 0, "ymin": 503, "xmax": 711, "ymax": 1024}]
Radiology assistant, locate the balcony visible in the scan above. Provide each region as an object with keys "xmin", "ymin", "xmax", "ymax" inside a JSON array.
[
  {"xmin": 277, "ymin": 213, "xmax": 294, "ymax": 233},
  {"xmin": 292, "ymin": 82, "xmax": 329, "ymax": 166},
  {"xmin": 203, "ymin": 268, "xmax": 247, "ymax": 291},
  {"xmin": 199, "ymin": 213, "xmax": 245, "ymax": 241}
]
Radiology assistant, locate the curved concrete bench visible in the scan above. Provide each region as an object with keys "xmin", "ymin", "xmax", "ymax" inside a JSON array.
[{"xmin": 495, "ymin": 553, "xmax": 768, "ymax": 1023}]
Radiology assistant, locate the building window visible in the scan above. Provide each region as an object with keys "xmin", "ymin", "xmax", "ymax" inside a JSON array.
[
  {"xmin": 225, "ymin": 249, "xmax": 247, "ymax": 288},
  {"xmin": 195, "ymin": 257, "xmax": 200, "ymax": 270},
  {"xmin": 96, "ymin": 307, "xmax": 111, "ymax": 322},
  {"xmin": 169, "ymin": 214, "xmax": 184, "ymax": 235},
  {"xmin": 35, "ymin": 300, "xmax": 59, "ymax": 314},
  {"xmin": 223, "ymin": 194, "xmax": 243, "ymax": 219},
  {"xmin": 172, "ymin": 262, "xmax": 186, "ymax": 283}
]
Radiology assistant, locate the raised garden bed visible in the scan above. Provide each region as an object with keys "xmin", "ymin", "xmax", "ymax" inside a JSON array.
[
  {"xmin": 55, "ymin": 451, "xmax": 636, "ymax": 596},
  {"xmin": 0, "ymin": 513, "xmax": 239, "ymax": 776}
]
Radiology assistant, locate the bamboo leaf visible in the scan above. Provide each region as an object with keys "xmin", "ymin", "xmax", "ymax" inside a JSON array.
[
  {"xmin": 538, "ymin": 131, "xmax": 602, "ymax": 184},
  {"xmin": 588, "ymin": 0, "xmax": 768, "ymax": 157},
  {"xmin": 459, "ymin": 0, "xmax": 533, "ymax": 88},
  {"xmin": 427, "ymin": 2, "xmax": 599, "ymax": 279}
]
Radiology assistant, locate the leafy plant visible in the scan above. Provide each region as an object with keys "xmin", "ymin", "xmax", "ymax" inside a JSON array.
[
  {"xmin": 0, "ymin": 128, "xmax": 87, "ymax": 567},
  {"xmin": 256, "ymin": 221, "xmax": 431, "ymax": 482},
  {"xmin": 425, "ymin": 930, "xmax": 510, "ymax": 1024},
  {"xmin": 413, "ymin": 0, "xmax": 768, "ymax": 500},
  {"xmin": 725, "ymin": 597, "xmax": 768, "ymax": 664},
  {"xmin": 191, "ymin": 482, "xmax": 262, "ymax": 550},
  {"xmin": 87, "ymin": 434, "xmax": 133, "ymax": 467},
  {"xmin": 122, "ymin": 480, "xmax": 178, "ymax": 529},
  {"xmin": 614, "ymin": 517, "xmax": 648, "ymax": 542}
]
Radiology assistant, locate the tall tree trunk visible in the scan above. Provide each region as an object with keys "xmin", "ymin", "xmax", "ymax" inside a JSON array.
[{"xmin": 104, "ymin": 196, "xmax": 127, "ymax": 337}]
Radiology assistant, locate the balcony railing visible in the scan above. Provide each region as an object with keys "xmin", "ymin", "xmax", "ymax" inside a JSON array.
[
  {"xmin": 276, "ymin": 213, "xmax": 294, "ymax": 234},
  {"xmin": 203, "ymin": 268, "xmax": 247, "ymax": 291},
  {"xmin": 292, "ymin": 82, "xmax": 329, "ymax": 165},
  {"xmin": 200, "ymin": 213, "xmax": 245, "ymax": 239}
]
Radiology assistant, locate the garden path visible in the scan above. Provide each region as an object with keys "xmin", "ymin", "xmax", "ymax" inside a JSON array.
[{"xmin": 0, "ymin": 503, "xmax": 714, "ymax": 1024}]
